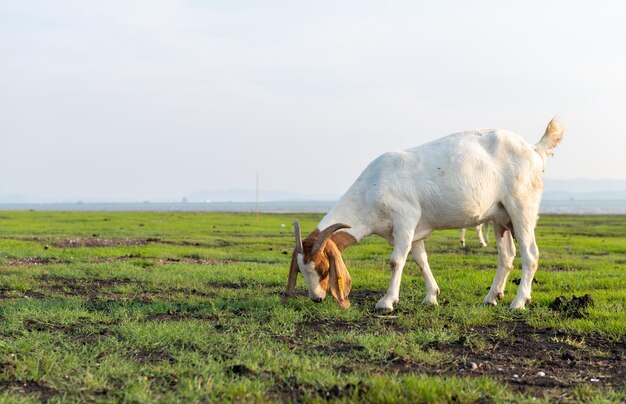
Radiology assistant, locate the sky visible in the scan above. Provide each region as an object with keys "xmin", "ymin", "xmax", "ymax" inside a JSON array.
[{"xmin": 1, "ymin": 1, "xmax": 626, "ymax": 202}]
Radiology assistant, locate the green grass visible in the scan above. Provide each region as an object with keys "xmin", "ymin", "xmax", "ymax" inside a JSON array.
[{"xmin": 0, "ymin": 211, "xmax": 624, "ymax": 402}]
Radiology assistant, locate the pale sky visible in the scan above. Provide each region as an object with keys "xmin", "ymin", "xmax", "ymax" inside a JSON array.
[{"xmin": 2, "ymin": 1, "xmax": 625, "ymax": 201}]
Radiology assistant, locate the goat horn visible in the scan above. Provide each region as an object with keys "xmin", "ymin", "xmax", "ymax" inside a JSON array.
[
  {"xmin": 312, "ymin": 223, "xmax": 351, "ymax": 255},
  {"xmin": 294, "ymin": 220, "xmax": 303, "ymax": 254}
]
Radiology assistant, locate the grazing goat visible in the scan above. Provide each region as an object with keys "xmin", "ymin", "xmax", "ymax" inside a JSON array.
[
  {"xmin": 281, "ymin": 118, "xmax": 563, "ymax": 312},
  {"xmin": 460, "ymin": 222, "xmax": 491, "ymax": 247}
]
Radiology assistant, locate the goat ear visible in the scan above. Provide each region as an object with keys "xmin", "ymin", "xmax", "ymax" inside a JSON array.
[
  {"xmin": 327, "ymin": 242, "xmax": 352, "ymax": 309},
  {"xmin": 281, "ymin": 251, "xmax": 299, "ymax": 302}
]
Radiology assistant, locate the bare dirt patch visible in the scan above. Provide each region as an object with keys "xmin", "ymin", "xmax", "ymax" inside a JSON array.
[
  {"xmin": 22, "ymin": 319, "xmax": 118, "ymax": 346},
  {"xmin": 471, "ymin": 263, "xmax": 498, "ymax": 270},
  {"xmin": 5, "ymin": 256, "xmax": 69, "ymax": 266},
  {"xmin": 93, "ymin": 256, "xmax": 276, "ymax": 266},
  {"xmin": 0, "ymin": 288, "xmax": 46, "ymax": 300},
  {"xmin": 144, "ymin": 311, "xmax": 221, "ymax": 324},
  {"xmin": 23, "ymin": 320, "xmax": 70, "ymax": 333},
  {"xmin": 156, "ymin": 256, "xmax": 246, "ymax": 266},
  {"xmin": 32, "ymin": 275, "xmax": 230, "ymax": 304},
  {"xmin": 0, "ymin": 381, "xmax": 57, "ymax": 401},
  {"xmin": 38, "ymin": 275, "xmax": 141, "ymax": 299},
  {"xmin": 268, "ymin": 376, "xmax": 367, "ymax": 402},
  {"xmin": 228, "ymin": 364, "xmax": 349, "ymax": 403},
  {"xmin": 14, "ymin": 237, "xmax": 152, "ymax": 248},
  {"xmin": 230, "ymin": 363, "xmax": 368, "ymax": 402},
  {"xmin": 146, "ymin": 238, "xmax": 234, "ymax": 248},
  {"xmin": 367, "ymin": 353, "xmax": 443, "ymax": 376},
  {"xmin": 544, "ymin": 264, "xmax": 587, "ymax": 271},
  {"xmin": 52, "ymin": 238, "xmax": 150, "ymax": 248},
  {"xmin": 436, "ymin": 322, "xmax": 624, "ymax": 396},
  {"xmin": 348, "ymin": 289, "xmax": 385, "ymax": 304},
  {"xmin": 291, "ymin": 317, "xmax": 625, "ymax": 398},
  {"xmin": 39, "ymin": 275, "xmax": 137, "ymax": 286}
]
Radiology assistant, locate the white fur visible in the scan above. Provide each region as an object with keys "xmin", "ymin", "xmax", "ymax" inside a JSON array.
[
  {"xmin": 317, "ymin": 119, "xmax": 563, "ymax": 311},
  {"xmin": 297, "ymin": 254, "xmax": 326, "ymax": 300}
]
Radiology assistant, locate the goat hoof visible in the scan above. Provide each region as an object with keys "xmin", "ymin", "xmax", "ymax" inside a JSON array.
[
  {"xmin": 422, "ymin": 296, "xmax": 439, "ymax": 306},
  {"xmin": 482, "ymin": 296, "xmax": 498, "ymax": 306},
  {"xmin": 375, "ymin": 297, "xmax": 395, "ymax": 313},
  {"xmin": 375, "ymin": 306, "xmax": 394, "ymax": 314},
  {"xmin": 509, "ymin": 297, "xmax": 530, "ymax": 309}
]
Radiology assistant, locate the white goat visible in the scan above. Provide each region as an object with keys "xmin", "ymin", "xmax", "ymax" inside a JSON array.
[
  {"xmin": 460, "ymin": 222, "xmax": 491, "ymax": 247},
  {"xmin": 282, "ymin": 118, "xmax": 563, "ymax": 312}
]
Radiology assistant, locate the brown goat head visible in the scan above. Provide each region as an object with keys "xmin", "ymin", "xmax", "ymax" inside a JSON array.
[{"xmin": 281, "ymin": 221, "xmax": 353, "ymax": 309}]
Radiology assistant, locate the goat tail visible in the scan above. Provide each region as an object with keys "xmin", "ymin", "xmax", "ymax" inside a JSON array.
[{"xmin": 535, "ymin": 117, "xmax": 564, "ymax": 156}]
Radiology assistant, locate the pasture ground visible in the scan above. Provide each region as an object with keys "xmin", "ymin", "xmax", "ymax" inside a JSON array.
[{"xmin": 0, "ymin": 211, "xmax": 624, "ymax": 402}]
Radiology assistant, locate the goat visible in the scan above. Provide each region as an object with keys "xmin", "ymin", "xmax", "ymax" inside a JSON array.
[
  {"xmin": 460, "ymin": 222, "xmax": 491, "ymax": 247},
  {"xmin": 281, "ymin": 118, "xmax": 563, "ymax": 312}
]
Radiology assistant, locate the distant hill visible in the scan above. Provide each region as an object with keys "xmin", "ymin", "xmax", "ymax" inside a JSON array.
[
  {"xmin": 543, "ymin": 179, "xmax": 626, "ymax": 200},
  {"xmin": 192, "ymin": 179, "xmax": 626, "ymax": 203},
  {"xmin": 186, "ymin": 189, "xmax": 339, "ymax": 203},
  {"xmin": 3, "ymin": 178, "xmax": 626, "ymax": 204},
  {"xmin": 543, "ymin": 190, "xmax": 626, "ymax": 200},
  {"xmin": 544, "ymin": 178, "xmax": 626, "ymax": 193}
]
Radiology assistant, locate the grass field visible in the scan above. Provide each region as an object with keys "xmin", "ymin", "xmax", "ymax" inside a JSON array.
[{"xmin": 0, "ymin": 211, "xmax": 624, "ymax": 402}]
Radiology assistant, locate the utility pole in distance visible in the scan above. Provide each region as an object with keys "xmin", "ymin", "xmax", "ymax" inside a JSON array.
[{"xmin": 256, "ymin": 171, "xmax": 259, "ymax": 221}]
